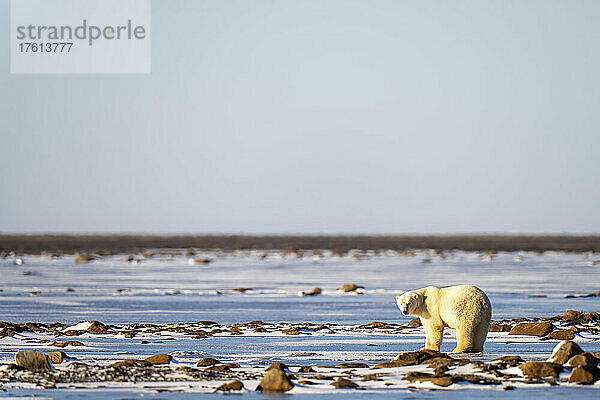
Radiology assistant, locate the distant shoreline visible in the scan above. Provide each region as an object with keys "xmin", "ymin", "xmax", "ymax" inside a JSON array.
[{"xmin": 1, "ymin": 234, "xmax": 600, "ymax": 253}]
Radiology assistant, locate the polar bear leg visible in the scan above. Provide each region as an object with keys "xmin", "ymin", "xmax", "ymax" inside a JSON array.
[
  {"xmin": 452, "ymin": 324, "xmax": 474, "ymax": 353},
  {"xmin": 421, "ymin": 321, "xmax": 444, "ymax": 351},
  {"xmin": 471, "ymin": 321, "xmax": 489, "ymax": 352}
]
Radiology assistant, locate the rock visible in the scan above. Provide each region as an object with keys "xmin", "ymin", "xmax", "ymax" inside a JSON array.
[
  {"xmin": 297, "ymin": 380, "xmax": 316, "ymax": 385},
  {"xmin": 233, "ymin": 287, "xmax": 250, "ymax": 293},
  {"xmin": 489, "ymin": 323, "xmax": 511, "ymax": 332},
  {"xmin": 406, "ymin": 318, "xmax": 422, "ymax": 328},
  {"xmin": 74, "ymin": 254, "xmax": 94, "ymax": 263},
  {"xmin": 426, "ymin": 357, "xmax": 457, "ymax": 368},
  {"xmin": 86, "ymin": 321, "xmax": 110, "ymax": 334},
  {"xmin": 144, "ymin": 354, "xmax": 172, "ymax": 365},
  {"xmin": 331, "ymin": 378, "xmax": 359, "ymax": 388},
  {"xmin": 110, "ymin": 359, "xmax": 152, "ymax": 368},
  {"xmin": 508, "ymin": 322, "xmax": 554, "ymax": 337},
  {"xmin": 491, "ymin": 355, "xmax": 524, "ymax": 367},
  {"xmin": 337, "ymin": 284, "xmax": 363, "ymax": 292},
  {"xmin": 361, "ymin": 374, "xmax": 382, "ymax": 381},
  {"xmin": 361, "ymin": 321, "xmax": 391, "ymax": 329},
  {"xmin": 298, "ymin": 366, "xmax": 315, "ymax": 373},
  {"xmin": 51, "ymin": 340, "xmax": 84, "ymax": 348},
  {"xmin": 196, "ymin": 357, "xmax": 220, "ymax": 366},
  {"xmin": 545, "ymin": 329, "xmax": 575, "ymax": 340},
  {"xmin": 298, "ymin": 287, "xmax": 321, "ymax": 296},
  {"xmin": 403, "ymin": 371, "xmax": 455, "ymax": 387},
  {"xmin": 519, "ymin": 361, "xmax": 563, "ymax": 378},
  {"xmin": 48, "ymin": 351, "xmax": 67, "ymax": 364},
  {"xmin": 256, "ymin": 368, "xmax": 294, "ymax": 392},
  {"xmin": 562, "ymin": 310, "xmax": 584, "ymax": 323},
  {"xmin": 15, "ymin": 350, "xmax": 52, "ymax": 371},
  {"xmin": 584, "ymin": 312, "xmax": 600, "ymax": 321},
  {"xmin": 282, "ymin": 328, "xmax": 301, "ymax": 335},
  {"xmin": 568, "ymin": 366, "xmax": 600, "ymax": 384},
  {"xmin": 215, "ymin": 380, "xmax": 244, "ymax": 391},
  {"xmin": 266, "ymin": 363, "xmax": 289, "ymax": 371},
  {"xmin": 189, "ymin": 257, "xmax": 212, "ymax": 265},
  {"xmin": 566, "ymin": 353, "xmax": 599, "ymax": 368},
  {"xmin": 205, "ymin": 364, "xmax": 232, "ymax": 372},
  {"xmin": 373, "ymin": 350, "xmax": 450, "ymax": 368},
  {"xmin": 336, "ymin": 362, "xmax": 368, "ymax": 368},
  {"xmin": 547, "ymin": 341, "xmax": 583, "ymax": 364}
]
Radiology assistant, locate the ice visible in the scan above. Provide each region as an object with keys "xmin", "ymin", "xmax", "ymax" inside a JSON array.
[{"xmin": 0, "ymin": 250, "xmax": 599, "ymax": 398}]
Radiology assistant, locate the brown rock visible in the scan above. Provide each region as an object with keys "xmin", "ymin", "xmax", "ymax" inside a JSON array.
[
  {"xmin": 215, "ymin": 380, "xmax": 244, "ymax": 391},
  {"xmin": 196, "ymin": 357, "xmax": 220, "ymax": 366},
  {"xmin": 256, "ymin": 368, "xmax": 294, "ymax": 392},
  {"xmin": 298, "ymin": 366, "xmax": 315, "ymax": 372},
  {"xmin": 491, "ymin": 355, "xmax": 524, "ymax": 367},
  {"xmin": 74, "ymin": 254, "xmax": 94, "ymax": 263},
  {"xmin": 547, "ymin": 341, "xmax": 583, "ymax": 364},
  {"xmin": 110, "ymin": 359, "xmax": 152, "ymax": 368},
  {"xmin": 48, "ymin": 351, "xmax": 67, "ymax": 364},
  {"xmin": 190, "ymin": 257, "xmax": 212, "ymax": 264},
  {"xmin": 331, "ymin": 378, "xmax": 359, "ymax": 388},
  {"xmin": 361, "ymin": 374, "xmax": 382, "ymax": 381},
  {"xmin": 519, "ymin": 361, "xmax": 563, "ymax": 378},
  {"xmin": 51, "ymin": 340, "xmax": 84, "ymax": 348},
  {"xmin": 361, "ymin": 321, "xmax": 392, "ymax": 329},
  {"xmin": 233, "ymin": 287, "xmax": 250, "ymax": 293},
  {"xmin": 86, "ymin": 321, "xmax": 110, "ymax": 334},
  {"xmin": 336, "ymin": 362, "xmax": 368, "ymax": 368},
  {"xmin": 406, "ymin": 318, "xmax": 422, "ymax": 328},
  {"xmin": 566, "ymin": 353, "xmax": 599, "ymax": 368},
  {"xmin": 509, "ymin": 322, "xmax": 554, "ymax": 337},
  {"xmin": 297, "ymin": 380, "xmax": 316, "ymax": 385},
  {"xmin": 15, "ymin": 350, "xmax": 52, "ymax": 371},
  {"xmin": 266, "ymin": 362, "xmax": 288, "ymax": 371},
  {"xmin": 584, "ymin": 312, "xmax": 600, "ymax": 321},
  {"xmin": 568, "ymin": 366, "xmax": 600, "ymax": 384},
  {"xmin": 205, "ymin": 364, "xmax": 232, "ymax": 372},
  {"xmin": 282, "ymin": 328, "xmax": 301, "ymax": 335},
  {"xmin": 144, "ymin": 354, "xmax": 172, "ymax": 365},
  {"xmin": 373, "ymin": 349, "xmax": 450, "ymax": 368},
  {"xmin": 545, "ymin": 329, "xmax": 575, "ymax": 340},
  {"xmin": 337, "ymin": 284, "xmax": 363, "ymax": 292},
  {"xmin": 403, "ymin": 371, "xmax": 455, "ymax": 387},
  {"xmin": 300, "ymin": 287, "xmax": 322, "ymax": 296},
  {"xmin": 562, "ymin": 310, "xmax": 584, "ymax": 323},
  {"xmin": 489, "ymin": 323, "xmax": 511, "ymax": 332}
]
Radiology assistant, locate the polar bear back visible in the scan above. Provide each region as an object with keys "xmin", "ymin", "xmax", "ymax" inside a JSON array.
[{"xmin": 431, "ymin": 285, "xmax": 491, "ymax": 329}]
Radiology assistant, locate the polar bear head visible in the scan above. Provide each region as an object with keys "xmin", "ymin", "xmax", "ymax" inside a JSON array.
[{"xmin": 396, "ymin": 291, "xmax": 424, "ymax": 316}]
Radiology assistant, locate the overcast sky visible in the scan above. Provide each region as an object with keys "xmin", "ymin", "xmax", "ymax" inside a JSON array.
[{"xmin": 1, "ymin": 0, "xmax": 599, "ymax": 234}]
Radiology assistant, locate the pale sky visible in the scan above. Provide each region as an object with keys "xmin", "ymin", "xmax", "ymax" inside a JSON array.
[{"xmin": 1, "ymin": 0, "xmax": 599, "ymax": 234}]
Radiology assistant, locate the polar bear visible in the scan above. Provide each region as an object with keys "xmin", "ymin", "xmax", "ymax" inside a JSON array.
[{"xmin": 396, "ymin": 285, "xmax": 491, "ymax": 353}]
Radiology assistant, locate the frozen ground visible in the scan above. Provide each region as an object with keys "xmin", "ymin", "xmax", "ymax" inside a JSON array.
[{"xmin": 0, "ymin": 250, "xmax": 599, "ymax": 398}]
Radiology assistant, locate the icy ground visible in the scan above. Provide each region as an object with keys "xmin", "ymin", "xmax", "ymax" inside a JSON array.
[{"xmin": 1, "ymin": 250, "xmax": 599, "ymax": 398}]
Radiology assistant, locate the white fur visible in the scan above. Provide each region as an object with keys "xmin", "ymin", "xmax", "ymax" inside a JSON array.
[{"xmin": 396, "ymin": 285, "xmax": 491, "ymax": 353}]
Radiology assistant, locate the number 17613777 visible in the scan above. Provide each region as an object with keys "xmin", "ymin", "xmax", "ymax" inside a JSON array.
[{"xmin": 19, "ymin": 42, "xmax": 73, "ymax": 52}]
